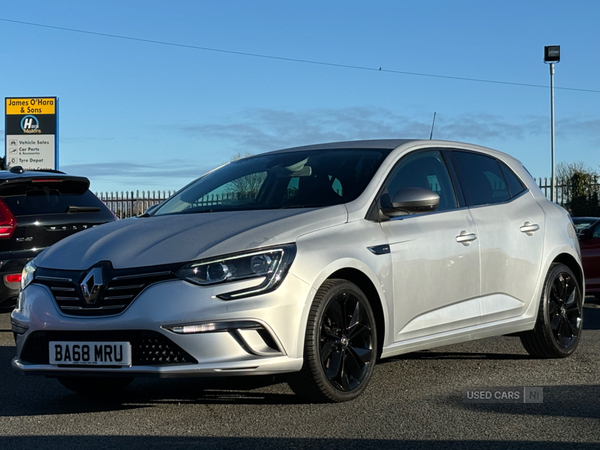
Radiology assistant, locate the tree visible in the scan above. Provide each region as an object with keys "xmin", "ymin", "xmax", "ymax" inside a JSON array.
[
  {"xmin": 556, "ymin": 161, "xmax": 594, "ymax": 183},
  {"xmin": 556, "ymin": 162, "xmax": 600, "ymax": 216},
  {"xmin": 225, "ymin": 152, "xmax": 265, "ymax": 199}
]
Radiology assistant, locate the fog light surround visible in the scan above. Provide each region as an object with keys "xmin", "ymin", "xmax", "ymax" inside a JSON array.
[
  {"xmin": 165, "ymin": 320, "xmax": 262, "ymax": 334},
  {"xmin": 164, "ymin": 320, "xmax": 284, "ymax": 356}
]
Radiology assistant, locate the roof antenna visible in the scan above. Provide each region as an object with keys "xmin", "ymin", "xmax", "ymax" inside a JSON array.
[{"xmin": 429, "ymin": 112, "xmax": 437, "ymax": 140}]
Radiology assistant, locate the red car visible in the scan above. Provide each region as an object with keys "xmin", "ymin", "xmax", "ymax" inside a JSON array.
[{"xmin": 579, "ymin": 219, "xmax": 600, "ymax": 300}]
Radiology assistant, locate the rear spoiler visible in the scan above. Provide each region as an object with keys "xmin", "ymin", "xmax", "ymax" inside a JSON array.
[{"xmin": 0, "ymin": 174, "xmax": 90, "ymax": 197}]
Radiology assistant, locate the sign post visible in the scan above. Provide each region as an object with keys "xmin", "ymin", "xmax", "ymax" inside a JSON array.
[
  {"xmin": 543, "ymin": 46, "xmax": 560, "ymax": 203},
  {"xmin": 5, "ymin": 97, "xmax": 58, "ymax": 171}
]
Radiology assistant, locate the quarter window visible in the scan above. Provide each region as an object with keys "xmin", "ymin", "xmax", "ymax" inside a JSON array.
[{"xmin": 499, "ymin": 161, "xmax": 526, "ymax": 197}]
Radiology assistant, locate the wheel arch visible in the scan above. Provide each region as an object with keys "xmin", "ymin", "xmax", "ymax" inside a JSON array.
[
  {"xmin": 328, "ymin": 268, "xmax": 385, "ymax": 358},
  {"xmin": 552, "ymin": 252, "xmax": 585, "ymax": 295}
]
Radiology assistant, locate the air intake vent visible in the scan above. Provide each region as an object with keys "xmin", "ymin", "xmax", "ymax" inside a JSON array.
[{"xmin": 20, "ymin": 330, "xmax": 197, "ymax": 365}]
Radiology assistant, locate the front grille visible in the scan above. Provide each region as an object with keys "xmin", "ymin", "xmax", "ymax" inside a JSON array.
[
  {"xmin": 34, "ymin": 262, "xmax": 180, "ymax": 316},
  {"xmin": 20, "ymin": 330, "xmax": 198, "ymax": 365}
]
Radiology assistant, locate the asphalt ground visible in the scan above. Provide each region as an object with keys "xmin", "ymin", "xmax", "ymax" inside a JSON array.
[{"xmin": 0, "ymin": 299, "xmax": 598, "ymax": 450}]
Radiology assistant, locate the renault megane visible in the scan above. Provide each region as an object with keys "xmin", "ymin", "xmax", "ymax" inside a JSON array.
[{"xmin": 12, "ymin": 139, "xmax": 584, "ymax": 402}]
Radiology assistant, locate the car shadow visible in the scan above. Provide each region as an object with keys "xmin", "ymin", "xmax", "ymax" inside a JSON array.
[
  {"xmin": 379, "ymin": 335, "xmax": 532, "ymax": 364},
  {"xmin": 445, "ymin": 383, "xmax": 600, "ymax": 420},
  {"xmin": 122, "ymin": 375, "xmax": 299, "ymax": 405},
  {"xmin": 0, "ymin": 344, "xmax": 303, "ymax": 417},
  {"xmin": 1, "ymin": 302, "xmax": 597, "ymax": 416},
  {"xmin": 583, "ymin": 302, "xmax": 600, "ymax": 330},
  {"xmin": 397, "ymin": 350, "xmax": 532, "ymax": 361}
]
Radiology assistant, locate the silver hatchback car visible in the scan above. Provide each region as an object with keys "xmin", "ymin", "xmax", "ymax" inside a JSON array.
[{"xmin": 11, "ymin": 139, "xmax": 584, "ymax": 402}]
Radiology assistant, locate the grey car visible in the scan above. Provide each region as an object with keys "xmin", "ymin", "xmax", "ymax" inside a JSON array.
[{"xmin": 11, "ymin": 139, "xmax": 584, "ymax": 402}]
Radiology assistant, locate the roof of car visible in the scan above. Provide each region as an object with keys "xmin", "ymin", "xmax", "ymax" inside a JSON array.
[
  {"xmin": 253, "ymin": 139, "xmax": 509, "ymax": 157},
  {"xmin": 0, "ymin": 169, "xmax": 86, "ymax": 181},
  {"xmin": 0, "ymin": 169, "xmax": 91, "ymax": 195},
  {"xmin": 272, "ymin": 139, "xmax": 416, "ymax": 152}
]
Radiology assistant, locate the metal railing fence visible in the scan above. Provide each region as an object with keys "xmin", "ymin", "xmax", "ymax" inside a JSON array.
[
  {"xmin": 96, "ymin": 190, "xmax": 174, "ymax": 219},
  {"xmin": 534, "ymin": 178, "xmax": 600, "ymax": 208},
  {"xmin": 96, "ymin": 191, "xmax": 248, "ymax": 218}
]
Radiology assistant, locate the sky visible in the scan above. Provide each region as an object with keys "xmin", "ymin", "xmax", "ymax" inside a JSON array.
[{"xmin": 1, "ymin": 0, "xmax": 599, "ymax": 194}]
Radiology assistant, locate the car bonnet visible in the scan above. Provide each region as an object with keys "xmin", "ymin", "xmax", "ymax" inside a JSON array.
[{"xmin": 34, "ymin": 206, "xmax": 348, "ymax": 270}]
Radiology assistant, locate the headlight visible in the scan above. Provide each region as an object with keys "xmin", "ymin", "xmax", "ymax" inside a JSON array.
[
  {"xmin": 175, "ymin": 244, "xmax": 296, "ymax": 300},
  {"xmin": 21, "ymin": 260, "xmax": 36, "ymax": 291}
]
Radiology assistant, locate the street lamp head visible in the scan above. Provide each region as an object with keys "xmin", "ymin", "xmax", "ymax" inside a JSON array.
[{"xmin": 544, "ymin": 45, "xmax": 560, "ymax": 63}]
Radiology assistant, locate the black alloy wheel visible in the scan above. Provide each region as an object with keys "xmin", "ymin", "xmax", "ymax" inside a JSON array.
[
  {"xmin": 520, "ymin": 263, "xmax": 583, "ymax": 358},
  {"xmin": 287, "ymin": 279, "xmax": 377, "ymax": 402},
  {"xmin": 319, "ymin": 289, "xmax": 373, "ymax": 391}
]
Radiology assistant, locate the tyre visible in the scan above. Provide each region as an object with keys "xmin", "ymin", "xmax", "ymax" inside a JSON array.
[
  {"xmin": 57, "ymin": 376, "xmax": 134, "ymax": 395},
  {"xmin": 520, "ymin": 263, "xmax": 583, "ymax": 358},
  {"xmin": 287, "ymin": 279, "xmax": 377, "ymax": 402}
]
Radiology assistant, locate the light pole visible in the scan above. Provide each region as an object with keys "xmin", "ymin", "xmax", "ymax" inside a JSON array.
[{"xmin": 544, "ymin": 45, "xmax": 560, "ymax": 202}]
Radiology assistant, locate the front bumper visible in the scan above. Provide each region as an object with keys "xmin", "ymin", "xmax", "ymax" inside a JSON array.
[{"xmin": 11, "ymin": 273, "xmax": 310, "ymax": 377}]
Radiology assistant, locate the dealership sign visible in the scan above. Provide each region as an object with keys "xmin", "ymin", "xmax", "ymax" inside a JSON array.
[{"xmin": 5, "ymin": 97, "xmax": 58, "ymax": 171}]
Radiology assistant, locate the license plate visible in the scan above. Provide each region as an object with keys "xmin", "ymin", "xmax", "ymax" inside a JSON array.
[{"xmin": 49, "ymin": 341, "xmax": 132, "ymax": 366}]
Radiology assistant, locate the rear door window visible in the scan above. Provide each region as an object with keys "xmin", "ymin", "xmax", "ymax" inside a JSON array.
[{"xmin": 451, "ymin": 151, "xmax": 513, "ymax": 206}]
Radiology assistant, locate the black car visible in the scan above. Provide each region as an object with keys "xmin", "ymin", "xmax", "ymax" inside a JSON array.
[{"xmin": 0, "ymin": 167, "xmax": 116, "ymax": 311}]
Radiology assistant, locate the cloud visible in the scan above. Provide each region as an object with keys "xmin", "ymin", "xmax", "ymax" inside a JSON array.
[
  {"xmin": 179, "ymin": 107, "xmax": 433, "ymax": 151},
  {"xmin": 62, "ymin": 161, "xmax": 205, "ymax": 179},
  {"xmin": 556, "ymin": 117, "xmax": 600, "ymax": 145},
  {"xmin": 59, "ymin": 106, "xmax": 599, "ymax": 192},
  {"xmin": 60, "ymin": 160, "xmax": 213, "ymax": 193},
  {"xmin": 434, "ymin": 113, "xmax": 548, "ymax": 141},
  {"xmin": 178, "ymin": 107, "xmax": 562, "ymax": 150}
]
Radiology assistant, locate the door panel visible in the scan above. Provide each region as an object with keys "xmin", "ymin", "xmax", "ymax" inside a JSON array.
[
  {"xmin": 469, "ymin": 193, "xmax": 545, "ymax": 322},
  {"xmin": 382, "ymin": 208, "xmax": 481, "ymax": 341},
  {"xmin": 378, "ymin": 149, "xmax": 481, "ymax": 341}
]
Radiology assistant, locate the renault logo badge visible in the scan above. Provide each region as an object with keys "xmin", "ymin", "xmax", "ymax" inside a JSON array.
[{"xmin": 81, "ymin": 267, "xmax": 103, "ymax": 305}]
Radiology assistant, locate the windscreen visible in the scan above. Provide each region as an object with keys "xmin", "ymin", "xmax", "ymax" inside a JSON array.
[{"xmin": 155, "ymin": 148, "xmax": 390, "ymax": 215}]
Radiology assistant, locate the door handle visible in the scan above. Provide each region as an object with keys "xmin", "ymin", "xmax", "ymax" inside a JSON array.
[
  {"xmin": 520, "ymin": 222, "xmax": 540, "ymax": 235},
  {"xmin": 456, "ymin": 230, "xmax": 477, "ymax": 246}
]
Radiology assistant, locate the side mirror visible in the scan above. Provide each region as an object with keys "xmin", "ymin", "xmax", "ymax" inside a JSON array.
[{"xmin": 380, "ymin": 187, "xmax": 440, "ymax": 218}]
